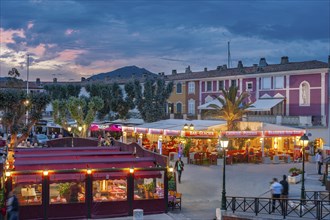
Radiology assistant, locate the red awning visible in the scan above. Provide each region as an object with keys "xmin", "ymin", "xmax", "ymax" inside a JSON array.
[
  {"xmin": 13, "ymin": 175, "xmax": 42, "ymax": 184},
  {"xmin": 93, "ymin": 172, "xmax": 127, "ymax": 180},
  {"xmin": 134, "ymin": 171, "xmax": 162, "ymax": 179}
]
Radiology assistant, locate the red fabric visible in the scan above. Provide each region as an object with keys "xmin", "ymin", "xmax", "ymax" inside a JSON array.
[{"xmin": 134, "ymin": 171, "xmax": 162, "ymax": 179}]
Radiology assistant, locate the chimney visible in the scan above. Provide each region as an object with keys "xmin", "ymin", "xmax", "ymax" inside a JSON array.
[
  {"xmin": 185, "ymin": 65, "xmax": 191, "ymax": 73},
  {"xmin": 281, "ymin": 56, "xmax": 289, "ymax": 64},
  {"xmin": 259, "ymin": 58, "xmax": 268, "ymax": 67},
  {"xmin": 237, "ymin": 60, "xmax": 243, "ymax": 69},
  {"xmin": 36, "ymin": 78, "xmax": 41, "ymax": 86},
  {"xmin": 81, "ymin": 77, "xmax": 86, "ymax": 82},
  {"xmin": 172, "ymin": 69, "xmax": 177, "ymax": 75},
  {"xmin": 222, "ymin": 64, "xmax": 227, "ymax": 69},
  {"xmin": 53, "ymin": 78, "xmax": 57, "ymax": 83},
  {"xmin": 204, "ymin": 67, "xmax": 207, "ymax": 72}
]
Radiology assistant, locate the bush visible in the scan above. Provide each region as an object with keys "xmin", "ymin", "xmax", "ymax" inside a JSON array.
[{"xmin": 289, "ymin": 167, "xmax": 302, "ymax": 176}]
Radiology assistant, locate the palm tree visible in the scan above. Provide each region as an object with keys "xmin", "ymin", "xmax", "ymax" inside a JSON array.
[{"xmin": 208, "ymin": 86, "xmax": 253, "ymax": 131}]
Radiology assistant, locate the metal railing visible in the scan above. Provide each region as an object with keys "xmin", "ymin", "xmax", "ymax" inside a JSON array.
[{"xmin": 226, "ymin": 196, "xmax": 330, "ymax": 219}]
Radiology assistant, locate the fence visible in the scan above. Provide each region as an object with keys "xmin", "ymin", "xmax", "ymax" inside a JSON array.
[{"xmin": 225, "ymin": 195, "xmax": 330, "ymax": 219}]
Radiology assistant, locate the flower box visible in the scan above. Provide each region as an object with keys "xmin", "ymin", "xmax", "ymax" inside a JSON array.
[{"xmin": 288, "ymin": 174, "xmax": 302, "ymax": 184}]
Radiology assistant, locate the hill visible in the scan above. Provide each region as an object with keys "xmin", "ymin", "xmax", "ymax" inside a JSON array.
[{"xmin": 87, "ymin": 65, "xmax": 156, "ymax": 81}]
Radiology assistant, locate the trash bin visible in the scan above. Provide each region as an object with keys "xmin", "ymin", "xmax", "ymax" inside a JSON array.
[{"xmin": 133, "ymin": 209, "xmax": 143, "ymax": 220}]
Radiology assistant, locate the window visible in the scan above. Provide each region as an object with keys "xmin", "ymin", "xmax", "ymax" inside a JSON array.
[
  {"xmin": 176, "ymin": 82, "xmax": 182, "ymax": 94},
  {"xmin": 246, "ymin": 82, "xmax": 253, "ymax": 91},
  {"xmin": 205, "ymin": 95, "xmax": 213, "ymax": 103},
  {"xmin": 134, "ymin": 174, "xmax": 165, "ymax": 200},
  {"xmin": 13, "ymin": 182, "xmax": 42, "ymax": 206},
  {"xmin": 299, "ymin": 81, "xmax": 310, "ymax": 106},
  {"xmin": 93, "ymin": 179, "xmax": 127, "ymax": 202},
  {"xmin": 218, "ymin": 80, "xmax": 224, "ymax": 90},
  {"xmin": 188, "ymin": 82, "xmax": 195, "ymax": 94},
  {"xmin": 188, "ymin": 99, "xmax": 195, "ymax": 115},
  {"xmin": 206, "ymin": 81, "xmax": 212, "ymax": 91},
  {"xmin": 274, "ymin": 76, "xmax": 284, "ymax": 89},
  {"xmin": 262, "ymin": 77, "xmax": 271, "ymax": 89},
  {"xmin": 50, "ymin": 181, "xmax": 85, "ymax": 204},
  {"xmin": 176, "ymin": 103, "xmax": 182, "ymax": 113},
  {"xmin": 231, "ymin": 80, "xmax": 237, "ymax": 87}
]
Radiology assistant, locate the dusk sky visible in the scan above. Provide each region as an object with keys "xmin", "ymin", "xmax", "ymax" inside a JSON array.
[{"xmin": 0, "ymin": 0, "xmax": 329, "ymax": 82}]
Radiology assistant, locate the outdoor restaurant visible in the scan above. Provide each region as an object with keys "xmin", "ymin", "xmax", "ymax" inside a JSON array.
[
  {"xmin": 120, "ymin": 119, "xmax": 310, "ymax": 164},
  {"xmin": 3, "ymin": 138, "xmax": 170, "ymax": 219}
]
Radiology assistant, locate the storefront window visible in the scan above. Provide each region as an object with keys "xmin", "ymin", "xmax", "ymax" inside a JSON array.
[
  {"xmin": 93, "ymin": 179, "xmax": 127, "ymax": 202},
  {"xmin": 50, "ymin": 181, "xmax": 85, "ymax": 204},
  {"xmin": 134, "ymin": 176, "xmax": 164, "ymax": 200},
  {"xmin": 12, "ymin": 182, "xmax": 42, "ymax": 206}
]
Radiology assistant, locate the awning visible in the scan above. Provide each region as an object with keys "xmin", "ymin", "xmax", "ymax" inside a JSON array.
[
  {"xmin": 197, "ymin": 99, "xmax": 222, "ymax": 110},
  {"xmin": 247, "ymin": 98, "xmax": 284, "ymax": 111}
]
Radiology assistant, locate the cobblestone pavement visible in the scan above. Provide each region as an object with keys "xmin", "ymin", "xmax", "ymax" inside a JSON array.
[{"xmin": 106, "ymin": 160, "xmax": 326, "ymax": 220}]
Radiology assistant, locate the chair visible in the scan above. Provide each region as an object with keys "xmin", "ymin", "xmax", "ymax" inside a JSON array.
[
  {"xmin": 173, "ymin": 192, "xmax": 182, "ymax": 210},
  {"xmin": 194, "ymin": 153, "xmax": 202, "ymax": 165}
]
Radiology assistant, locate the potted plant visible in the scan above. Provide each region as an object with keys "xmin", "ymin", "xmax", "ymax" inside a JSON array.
[
  {"xmin": 288, "ymin": 167, "xmax": 302, "ymax": 184},
  {"xmin": 58, "ymin": 182, "xmax": 71, "ymax": 201},
  {"xmin": 144, "ymin": 182, "xmax": 155, "ymax": 199}
]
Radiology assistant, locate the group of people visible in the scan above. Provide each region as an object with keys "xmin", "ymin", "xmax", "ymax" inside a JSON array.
[{"xmin": 270, "ymin": 175, "xmax": 289, "ymax": 212}]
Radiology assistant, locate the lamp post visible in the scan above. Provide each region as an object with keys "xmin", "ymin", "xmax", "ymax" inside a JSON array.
[
  {"xmin": 299, "ymin": 133, "xmax": 309, "ymax": 200},
  {"xmin": 220, "ymin": 135, "xmax": 229, "ymax": 210},
  {"xmin": 67, "ymin": 126, "xmax": 73, "ymax": 147}
]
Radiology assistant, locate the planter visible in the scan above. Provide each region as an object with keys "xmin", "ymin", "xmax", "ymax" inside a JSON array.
[
  {"xmin": 288, "ymin": 174, "xmax": 302, "ymax": 184},
  {"xmin": 262, "ymin": 157, "xmax": 271, "ymax": 164}
]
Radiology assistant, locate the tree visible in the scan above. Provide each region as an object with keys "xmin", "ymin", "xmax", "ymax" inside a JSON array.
[
  {"xmin": 133, "ymin": 78, "xmax": 173, "ymax": 122},
  {"xmin": 43, "ymin": 84, "xmax": 81, "ymax": 100},
  {"xmin": 52, "ymin": 96, "xmax": 104, "ymax": 138},
  {"xmin": 208, "ymin": 86, "xmax": 253, "ymax": 131},
  {"xmin": 0, "ymin": 89, "xmax": 51, "ymax": 147},
  {"xmin": 8, "ymin": 68, "xmax": 20, "ymax": 78}
]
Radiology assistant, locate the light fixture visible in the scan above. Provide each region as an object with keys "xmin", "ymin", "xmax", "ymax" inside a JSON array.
[
  {"xmin": 67, "ymin": 127, "xmax": 72, "ymax": 132},
  {"xmin": 78, "ymin": 126, "xmax": 82, "ymax": 132},
  {"xmin": 5, "ymin": 171, "xmax": 11, "ymax": 177},
  {"xmin": 189, "ymin": 124, "xmax": 194, "ymax": 131},
  {"xmin": 129, "ymin": 167, "xmax": 134, "ymax": 174},
  {"xmin": 43, "ymin": 170, "xmax": 49, "ymax": 176},
  {"xmin": 220, "ymin": 135, "xmax": 229, "ymax": 149},
  {"xmin": 87, "ymin": 169, "xmax": 92, "ymax": 175},
  {"xmin": 183, "ymin": 124, "xmax": 188, "ymax": 130},
  {"xmin": 168, "ymin": 166, "xmax": 174, "ymax": 173}
]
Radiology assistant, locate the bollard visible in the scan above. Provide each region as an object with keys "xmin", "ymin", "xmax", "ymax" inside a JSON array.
[{"xmin": 133, "ymin": 209, "xmax": 143, "ymax": 220}]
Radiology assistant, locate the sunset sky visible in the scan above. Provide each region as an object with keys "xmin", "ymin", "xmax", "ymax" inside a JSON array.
[{"xmin": 0, "ymin": 0, "xmax": 329, "ymax": 82}]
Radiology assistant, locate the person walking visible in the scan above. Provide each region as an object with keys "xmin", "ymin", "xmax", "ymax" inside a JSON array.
[
  {"xmin": 280, "ymin": 175, "xmax": 289, "ymax": 214},
  {"xmin": 270, "ymin": 178, "xmax": 283, "ymax": 213},
  {"xmin": 6, "ymin": 190, "xmax": 19, "ymax": 220},
  {"xmin": 174, "ymin": 157, "xmax": 184, "ymax": 183},
  {"xmin": 315, "ymin": 150, "xmax": 323, "ymax": 175}
]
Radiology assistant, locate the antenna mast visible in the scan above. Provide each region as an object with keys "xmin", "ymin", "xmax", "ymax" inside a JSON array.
[{"xmin": 227, "ymin": 41, "xmax": 231, "ymax": 68}]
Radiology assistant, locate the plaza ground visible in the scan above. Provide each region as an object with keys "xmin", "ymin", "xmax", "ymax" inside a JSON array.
[{"xmin": 108, "ymin": 160, "xmax": 326, "ymax": 220}]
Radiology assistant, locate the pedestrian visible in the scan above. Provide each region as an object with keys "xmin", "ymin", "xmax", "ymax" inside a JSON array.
[
  {"xmin": 174, "ymin": 157, "xmax": 184, "ymax": 183},
  {"xmin": 270, "ymin": 178, "xmax": 283, "ymax": 212},
  {"xmin": 110, "ymin": 137, "xmax": 114, "ymax": 146},
  {"xmin": 280, "ymin": 175, "xmax": 289, "ymax": 198},
  {"xmin": 178, "ymin": 142, "xmax": 183, "ymax": 158},
  {"xmin": 6, "ymin": 190, "xmax": 19, "ymax": 220},
  {"xmin": 315, "ymin": 150, "xmax": 323, "ymax": 175}
]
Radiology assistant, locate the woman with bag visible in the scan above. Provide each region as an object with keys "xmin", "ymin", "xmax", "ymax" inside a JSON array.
[{"xmin": 174, "ymin": 157, "xmax": 184, "ymax": 184}]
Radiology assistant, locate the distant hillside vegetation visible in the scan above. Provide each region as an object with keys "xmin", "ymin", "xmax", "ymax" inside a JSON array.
[{"xmin": 87, "ymin": 65, "xmax": 156, "ymax": 81}]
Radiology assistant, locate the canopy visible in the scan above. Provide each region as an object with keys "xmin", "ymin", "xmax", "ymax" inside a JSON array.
[
  {"xmin": 197, "ymin": 99, "xmax": 222, "ymax": 110},
  {"xmin": 247, "ymin": 98, "xmax": 284, "ymax": 111}
]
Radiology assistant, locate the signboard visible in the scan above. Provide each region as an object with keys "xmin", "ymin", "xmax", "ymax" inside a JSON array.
[
  {"xmin": 135, "ymin": 127, "xmax": 149, "ymax": 134},
  {"xmin": 182, "ymin": 131, "xmax": 217, "ymax": 138},
  {"xmin": 148, "ymin": 129, "xmax": 163, "ymax": 135},
  {"xmin": 163, "ymin": 130, "xmax": 181, "ymax": 136},
  {"xmin": 221, "ymin": 131, "xmax": 262, "ymax": 137},
  {"xmin": 264, "ymin": 130, "xmax": 305, "ymax": 137},
  {"xmin": 122, "ymin": 126, "xmax": 135, "ymax": 132}
]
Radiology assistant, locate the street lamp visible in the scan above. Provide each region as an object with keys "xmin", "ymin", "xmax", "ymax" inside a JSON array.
[
  {"xmin": 220, "ymin": 135, "xmax": 229, "ymax": 210},
  {"xmin": 299, "ymin": 133, "xmax": 309, "ymax": 200},
  {"xmin": 67, "ymin": 126, "xmax": 73, "ymax": 147}
]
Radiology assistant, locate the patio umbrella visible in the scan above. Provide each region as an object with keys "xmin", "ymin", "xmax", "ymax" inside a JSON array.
[{"xmin": 89, "ymin": 125, "xmax": 99, "ymax": 131}]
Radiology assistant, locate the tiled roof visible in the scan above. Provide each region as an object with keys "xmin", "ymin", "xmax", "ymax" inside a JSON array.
[{"xmin": 166, "ymin": 60, "xmax": 328, "ymax": 81}]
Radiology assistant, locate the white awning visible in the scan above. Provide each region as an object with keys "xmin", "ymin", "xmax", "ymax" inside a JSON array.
[
  {"xmin": 248, "ymin": 98, "xmax": 284, "ymax": 111},
  {"xmin": 197, "ymin": 99, "xmax": 222, "ymax": 110}
]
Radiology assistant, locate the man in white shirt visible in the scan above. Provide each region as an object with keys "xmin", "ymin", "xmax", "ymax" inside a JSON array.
[{"xmin": 270, "ymin": 178, "xmax": 283, "ymax": 212}]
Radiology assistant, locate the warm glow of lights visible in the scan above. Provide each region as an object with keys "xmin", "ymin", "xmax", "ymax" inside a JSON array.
[
  {"xmin": 87, "ymin": 169, "xmax": 92, "ymax": 175},
  {"xmin": 159, "ymin": 135, "xmax": 162, "ymax": 141},
  {"xmin": 129, "ymin": 167, "xmax": 134, "ymax": 174},
  {"xmin": 78, "ymin": 126, "xmax": 82, "ymax": 131},
  {"xmin": 123, "ymin": 131, "xmax": 127, "ymax": 136},
  {"xmin": 183, "ymin": 123, "xmax": 188, "ymax": 130},
  {"xmin": 67, "ymin": 127, "xmax": 72, "ymax": 132},
  {"xmin": 43, "ymin": 170, "xmax": 49, "ymax": 176},
  {"xmin": 5, "ymin": 171, "xmax": 11, "ymax": 177},
  {"xmin": 168, "ymin": 166, "xmax": 174, "ymax": 172},
  {"xmin": 189, "ymin": 124, "xmax": 194, "ymax": 131},
  {"xmin": 220, "ymin": 135, "xmax": 229, "ymax": 149}
]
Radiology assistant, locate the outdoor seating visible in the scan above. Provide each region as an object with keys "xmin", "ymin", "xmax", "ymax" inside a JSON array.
[
  {"xmin": 194, "ymin": 153, "xmax": 203, "ymax": 165},
  {"xmin": 189, "ymin": 152, "xmax": 196, "ymax": 164},
  {"xmin": 173, "ymin": 192, "xmax": 182, "ymax": 210},
  {"xmin": 209, "ymin": 154, "xmax": 218, "ymax": 165}
]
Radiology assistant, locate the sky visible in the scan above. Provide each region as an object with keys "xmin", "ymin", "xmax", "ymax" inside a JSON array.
[{"xmin": 0, "ymin": 0, "xmax": 329, "ymax": 82}]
